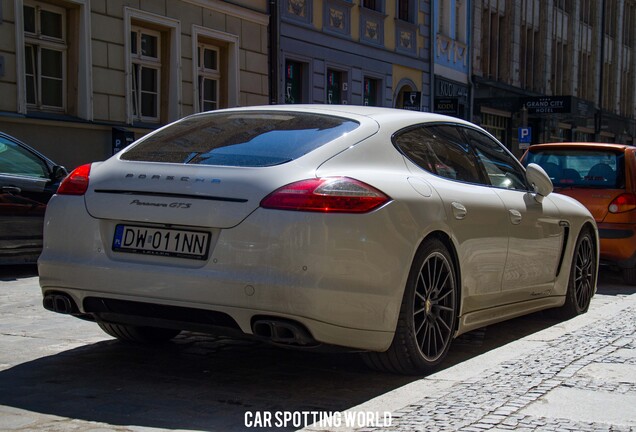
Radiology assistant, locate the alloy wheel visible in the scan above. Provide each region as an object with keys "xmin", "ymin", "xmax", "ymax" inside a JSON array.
[
  {"xmin": 413, "ymin": 252, "xmax": 456, "ymax": 362},
  {"xmin": 574, "ymin": 235, "xmax": 595, "ymax": 311}
]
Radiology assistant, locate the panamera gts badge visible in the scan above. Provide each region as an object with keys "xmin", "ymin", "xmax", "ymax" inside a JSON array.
[{"xmin": 129, "ymin": 199, "xmax": 192, "ymax": 209}]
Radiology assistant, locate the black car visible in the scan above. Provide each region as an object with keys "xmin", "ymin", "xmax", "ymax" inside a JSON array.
[{"xmin": 0, "ymin": 132, "xmax": 67, "ymax": 265}]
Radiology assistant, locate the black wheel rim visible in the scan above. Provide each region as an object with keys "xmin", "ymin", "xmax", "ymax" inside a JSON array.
[
  {"xmin": 413, "ymin": 252, "xmax": 456, "ymax": 362},
  {"xmin": 574, "ymin": 236, "xmax": 595, "ymax": 310}
]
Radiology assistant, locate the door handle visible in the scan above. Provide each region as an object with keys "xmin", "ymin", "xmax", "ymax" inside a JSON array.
[
  {"xmin": 1, "ymin": 186, "xmax": 21, "ymax": 194},
  {"xmin": 509, "ymin": 209, "xmax": 522, "ymax": 225},
  {"xmin": 451, "ymin": 202, "xmax": 467, "ymax": 220}
]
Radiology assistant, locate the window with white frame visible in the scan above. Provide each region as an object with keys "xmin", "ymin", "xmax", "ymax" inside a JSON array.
[
  {"xmin": 197, "ymin": 43, "xmax": 220, "ymax": 112},
  {"xmin": 192, "ymin": 26, "xmax": 239, "ymax": 114},
  {"xmin": 23, "ymin": 1, "xmax": 66, "ymax": 111},
  {"xmin": 130, "ymin": 26, "xmax": 161, "ymax": 122}
]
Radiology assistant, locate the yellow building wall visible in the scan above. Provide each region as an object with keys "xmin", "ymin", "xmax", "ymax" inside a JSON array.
[{"xmin": 392, "ymin": 64, "xmax": 422, "ymax": 91}]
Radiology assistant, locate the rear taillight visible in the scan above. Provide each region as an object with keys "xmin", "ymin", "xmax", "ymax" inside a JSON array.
[
  {"xmin": 57, "ymin": 163, "xmax": 91, "ymax": 196},
  {"xmin": 609, "ymin": 193, "xmax": 636, "ymax": 213},
  {"xmin": 260, "ymin": 177, "xmax": 390, "ymax": 213}
]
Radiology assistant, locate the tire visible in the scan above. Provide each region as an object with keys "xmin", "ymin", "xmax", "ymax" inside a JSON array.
[
  {"xmin": 556, "ymin": 228, "xmax": 596, "ymax": 319},
  {"xmin": 98, "ymin": 322, "xmax": 181, "ymax": 343},
  {"xmin": 362, "ymin": 238, "xmax": 458, "ymax": 375},
  {"xmin": 622, "ymin": 267, "xmax": 636, "ymax": 285}
]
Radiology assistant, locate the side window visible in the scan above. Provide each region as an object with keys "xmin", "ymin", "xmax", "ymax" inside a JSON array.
[
  {"xmin": 0, "ymin": 137, "xmax": 49, "ymax": 178},
  {"xmin": 464, "ymin": 128, "xmax": 528, "ymax": 190},
  {"xmin": 394, "ymin": 125, "xmax": 484, "ymax": 184}
]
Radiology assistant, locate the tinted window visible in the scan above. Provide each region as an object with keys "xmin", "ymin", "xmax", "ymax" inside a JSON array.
[
  {"xmin": 394, "ymin": 125, "xmax": 484, "ymax": 184},
  {"xmin": 525, "ymin": 148, "xmax": 625, "ymax": 189},
  {"xmin": 464, "ymin": 129, "xmax": 528, "ymax": 190},
  {"xmin": 0, "ymin": 136, "xmax": 48, "ymax": 178},
  {"xmin": 121, "ymin": 112, "xmax": 359, "ymax": 167}
]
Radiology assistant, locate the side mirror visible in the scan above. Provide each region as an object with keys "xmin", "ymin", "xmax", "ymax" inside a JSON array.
[
  {"xmin": 526, "ymin": 163, "xmax": 553, "ymax": 203},
  {"xmin": 51, "ymin": 165, "xmax": 68, "ymax": 181}
]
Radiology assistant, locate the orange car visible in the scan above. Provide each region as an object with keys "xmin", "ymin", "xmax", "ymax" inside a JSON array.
[{"xmin": 522, "ymin": 142, "xmax": 636, "ymax": 284}]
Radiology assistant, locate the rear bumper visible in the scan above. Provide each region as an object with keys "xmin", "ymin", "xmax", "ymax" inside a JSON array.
[
  {"xmin": 38, "ymin": 196, "xmax": 417, "ymax": 352},
  {"xmin": 597, "ymin": 222, "xmax": 636, "ymax": 268}
]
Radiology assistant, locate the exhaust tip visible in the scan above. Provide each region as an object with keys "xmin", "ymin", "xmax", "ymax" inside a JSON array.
[
  {"xmin": 43, "ymin": 293, "xmax": 77, "ymax": 315},
  {"xmin": 252, "ymin": 318, "xmax": 318, "ymax": 346}
]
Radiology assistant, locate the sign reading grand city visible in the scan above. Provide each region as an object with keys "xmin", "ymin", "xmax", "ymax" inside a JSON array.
[{"xmin": 520, "ymin": 96, "xmax": 571, "ymax": 114}]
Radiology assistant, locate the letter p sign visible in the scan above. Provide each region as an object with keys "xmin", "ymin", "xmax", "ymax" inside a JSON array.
[{"xmin": 519, "ymin": 127, "xmax": 532, "ymax": 148}]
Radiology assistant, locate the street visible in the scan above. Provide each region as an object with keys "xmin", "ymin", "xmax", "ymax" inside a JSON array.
[{"xmin": 0, "ymin": 266, "xmax": 634, "ymax": 431}]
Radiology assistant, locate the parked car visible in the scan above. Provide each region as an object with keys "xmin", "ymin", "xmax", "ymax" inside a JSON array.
[
  {"xmin": 39, "ymin": 106, "xmax": 598, "ymax": 374},
  {"xmin": 522, "ymin": 142, "xmax": 636, "ymax": 285},
  {"xmin": 0, "ymin": 132, "xmax": 67, "ymax": 265}
]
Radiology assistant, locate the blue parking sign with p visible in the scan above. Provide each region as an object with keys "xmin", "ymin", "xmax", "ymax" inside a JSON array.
[{"xmin": 519, "ymin": 127, "xmax": 532, "ymax": 144}]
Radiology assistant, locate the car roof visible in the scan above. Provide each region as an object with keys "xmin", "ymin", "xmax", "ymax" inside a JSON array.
[
  {"xmin": 187, "ymin": 104, "xmax": 481, "ymax": 130},
  {"xmin": 528, "ymin": 142, "xmax": 633, "ymax": 152}
]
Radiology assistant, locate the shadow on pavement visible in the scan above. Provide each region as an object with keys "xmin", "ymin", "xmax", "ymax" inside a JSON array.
[
  {"xmin": 0, "ymin": 315, "xmax": 562, "ymax": 431},
  {"xmin": 0, "ymin": 336, "xmax": 410, "ymax": 431},
  {"xmin": 0, "ymin": 264, "xmax": 38, "ymax": 281},
  {"xmin": 596, "ymin": 266, "xmax": 636, "ymax": 296},
  {"xmin": 0, "ymin": 266, "xmax": 630, "ymax": 431}
]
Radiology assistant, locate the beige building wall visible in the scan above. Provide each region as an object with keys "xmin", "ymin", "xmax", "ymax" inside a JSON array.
[{"xmin": 0, "ymin": 0, "xmax": 269, "ymax": 169}]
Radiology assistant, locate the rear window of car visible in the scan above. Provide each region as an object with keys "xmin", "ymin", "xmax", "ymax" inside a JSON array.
[
  {"xmin": 524, "ymin": 149, "xmax": 625, "ymax": 189},
  {"xmin": 120, "ymin": 112, "xmax": 359, "ymax": 167}
]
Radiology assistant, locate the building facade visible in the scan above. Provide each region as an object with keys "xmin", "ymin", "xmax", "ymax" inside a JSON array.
[
  {"xmin": 431, "ymin": 0, "xmax": 471, "ymax": 120},
  {"xmin": 274, "ymin": 0, "xmax": 432, "ymax": 111},
  {"xmin": 472, "ymin": 0, "xmax": 636, "ymax": 156},
  {"xmin": 0, "ymin": 0, "xmax": 269, "ymax": 169}
]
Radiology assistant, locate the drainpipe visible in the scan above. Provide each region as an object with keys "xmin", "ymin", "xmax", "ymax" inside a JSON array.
[{"xmin": 269, "ymin": 0, "xmax": 279, "ymax": 105}]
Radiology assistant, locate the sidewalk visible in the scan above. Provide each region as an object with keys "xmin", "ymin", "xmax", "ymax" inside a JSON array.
[{"xmin": 304, "ymin": 291, "xmax": 636, "ymax": 432}]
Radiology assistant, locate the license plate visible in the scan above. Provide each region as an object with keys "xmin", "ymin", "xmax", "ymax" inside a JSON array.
[{"xmin": 112, "ymin": 225, "xmax": 211, "ymax": 260}]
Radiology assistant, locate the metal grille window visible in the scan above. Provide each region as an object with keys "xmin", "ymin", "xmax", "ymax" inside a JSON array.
[
  {"xmin": 23, "ymin": 1, "xmax": 66, "ymax": 111},
  {"xmin": 197, "ymin": 43, "xmax": 220, "ymax": 112},
  {"xmin": 130, "ymin": 26, "xmax": 161, "ymax": 122},
  {"xmin": 480, "ymin": 112, "xmax": 507, "ymax": 144}
]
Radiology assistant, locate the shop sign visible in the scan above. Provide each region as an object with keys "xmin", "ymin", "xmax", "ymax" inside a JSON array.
[
  {"xmin": 403, "ymin": 92, "xmax": 421, "ymax": 111},
  {"xmin": 435, "ymin": 77, "xmax": 469, "ymax": 103},
  {"xmin": 435, "ymin": 98, "xmax": 459, "ymax": 116},
  {"xmin": 521, "ymin": 96, "xmax": 571, "ymax": 114}
]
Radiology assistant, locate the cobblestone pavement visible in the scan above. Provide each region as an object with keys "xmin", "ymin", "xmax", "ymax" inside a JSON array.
[
  {"xmin": 2, "ymin": 267, "xmax": 635, "ymax": 432},
  {"xmin": 310, "ymin": 290, "xmax": 636, "ymax": 432}
]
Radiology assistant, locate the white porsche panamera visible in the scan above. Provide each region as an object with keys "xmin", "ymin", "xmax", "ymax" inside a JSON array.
[{"xmin": 39, "ymin": 105, "xmax": 598, "ymax": 374}]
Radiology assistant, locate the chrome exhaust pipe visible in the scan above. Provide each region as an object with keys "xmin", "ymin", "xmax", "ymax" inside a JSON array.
[
  {"xmin": 43, "ymin": 293, "xmax": 77, "ymax": 314},
  {"xmin": 252, "ymin": 318, "xmax": 317, "ymax": 346}
]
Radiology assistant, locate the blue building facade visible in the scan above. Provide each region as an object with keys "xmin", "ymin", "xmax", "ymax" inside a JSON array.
[
  {"xmin": 431, "ymin": 0, "xmax": 471, "ymax": 120},
  {"xmin": 275, "ymin": 0, "xmax": 432, "ymax": 111}
]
